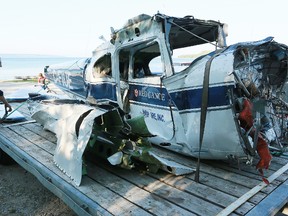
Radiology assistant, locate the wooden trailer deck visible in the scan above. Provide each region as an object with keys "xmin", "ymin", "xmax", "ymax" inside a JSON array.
[{"xmin": 1, "ymin": 99, "xmax": 288, "ymax": 216}]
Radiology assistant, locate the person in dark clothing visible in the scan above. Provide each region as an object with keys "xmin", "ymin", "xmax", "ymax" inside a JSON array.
[{"xmin": 0, "ymin": 90, "xmax": 12, "ymax": 112}]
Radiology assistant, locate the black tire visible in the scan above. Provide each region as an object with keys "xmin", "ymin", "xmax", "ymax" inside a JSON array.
[{"xmin": 0, "ymin": 149, "xmax": 15, "ymax": 165}]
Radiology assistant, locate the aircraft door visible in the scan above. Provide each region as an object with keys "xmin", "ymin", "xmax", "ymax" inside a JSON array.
[{"xmin": 126, "ymin": 53, "xmax": 176, "ymax": 141}]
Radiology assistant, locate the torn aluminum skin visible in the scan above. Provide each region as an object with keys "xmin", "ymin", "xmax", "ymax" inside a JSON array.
[
  {"xmin": 32, "ymin": 102, "xmax": 108, "ymax": 186},
  {"xmin": 107, "ymin": 139, "xmax": 194, "ymax": 176},
  {"xmin": 32, "ymin": 100, "xmax": 194, "ymax": 185}
]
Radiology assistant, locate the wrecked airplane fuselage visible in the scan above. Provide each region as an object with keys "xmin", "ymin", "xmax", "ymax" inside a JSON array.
[{"xmin": 39, "ymin": 13, "xmax": 287, "ymax": 185}]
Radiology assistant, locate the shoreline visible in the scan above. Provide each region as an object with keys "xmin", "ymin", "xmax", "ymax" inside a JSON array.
[{"xmin": 0, "ymin": 78, "xmax": 37, "ymax": 83}]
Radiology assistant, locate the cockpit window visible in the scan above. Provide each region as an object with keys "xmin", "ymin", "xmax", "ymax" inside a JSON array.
[{"xmin": 93, "ymin": 53, "xmax": 112, "ymax": 78}]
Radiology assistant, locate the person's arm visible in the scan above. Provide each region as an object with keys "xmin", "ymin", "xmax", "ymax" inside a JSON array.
[{"xmin": 0, "ymin": 91, "xmax": 12, "ymax": 112}]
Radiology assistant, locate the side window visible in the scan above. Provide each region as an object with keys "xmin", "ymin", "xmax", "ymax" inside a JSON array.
[
  {"xmin": 132, "ymin": 43, "xmax": 162, "ymax": 79},
  {"xmin": 92, "ymin": 54, "xmax": 112, "ymax": 78}
]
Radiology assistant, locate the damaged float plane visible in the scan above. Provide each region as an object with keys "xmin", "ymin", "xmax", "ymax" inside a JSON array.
[{"xmin": 31, "ymin": 13, "xmax": 288, "ymax": 186}]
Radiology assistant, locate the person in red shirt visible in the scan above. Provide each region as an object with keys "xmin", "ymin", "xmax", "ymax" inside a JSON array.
[{"xmin": 38, "ymin": 73, "xmax": 46, "ymax": 85}]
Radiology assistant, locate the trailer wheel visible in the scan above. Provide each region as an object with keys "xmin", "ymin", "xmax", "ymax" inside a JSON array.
[{"xmin": 0, "ymin": 149, "xmax": 15, "ymax": 165}]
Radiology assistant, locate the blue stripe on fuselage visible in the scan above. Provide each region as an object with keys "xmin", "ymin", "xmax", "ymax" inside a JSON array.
[
  {"xmin": 169, "ymin": 85, "xmax": 233, "ymax": 110},
  {"xmin": 88, "ymin": 82, "xmax": 117, "ymax": 102},
  {"xmin": 129, "ymin": 84, "xmax": 233, "ymax": 110}
]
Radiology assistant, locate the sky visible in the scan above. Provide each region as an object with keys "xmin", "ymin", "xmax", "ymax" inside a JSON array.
[{"xmin": 1, "ymin": 0, "xmax": 288, "ymax": 57}]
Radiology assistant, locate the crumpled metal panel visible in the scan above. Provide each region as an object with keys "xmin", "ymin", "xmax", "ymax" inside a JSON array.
[
  {"xmin": 32, "ymin": 103, "xmax": 107, "ymax": 186},
  {"xmin": 147, "ymin": 151, "xmax": 195, "ymax": 175},
  {"xmin": 107, "ymin": 147, "xmax": 195, "ymax": 175}
]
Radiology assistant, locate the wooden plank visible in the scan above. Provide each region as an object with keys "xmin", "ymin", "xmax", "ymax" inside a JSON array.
[
  {"xmin": 86, "ymin": 164, "xmax": 196, "ymax": 216},
  {"xmin": 0, "ymin": 126, "xmax": 153, "ymax": 216},
  {"xmin": 92, "ymin": 160, "xmax": 227, "ymax": 216},
  {"xmin": 271, "ymin": 154, "xmax": 288, "ymax": 166},
  {"xmin": 80, "ymin": 178, "xmax": 153, "ymax": 216},
  {"xmin": 7, "ymin": 123, "xmax": 194, "ymax": 215},
  {"xmin": 3, "ymin": 123, "xmax": 225, "ymax": 215},
  {"xmin": 209, "ymin": 160, "xmax": 288, "ymax": 192},
  {"xmin": 197, "ymin": 162, "xmax": 263, "ymax": 187},
  {"xmin": 202, "ymin": 161, "xmax": 286, "ymax": 194},
  {"xmin": 186, "ymin": 171, "xmax": 266, "ymax": 201},
  {"xmin": 216, "ymin": 162, "xmax": 288, "ymax": 216},
  {"xmin": 151, "ymin": 147, "xmax": 269, "ymax": 188},
  {"xmin": 0, "ymin": 131, "xmax": 111, "ymax": 216},
  {"xmin": 11, "ymin": 123, "xmax": 193, "ymax": 216},
  {"xmin": 2, "ymin": 115, "xmax": 288, "ymax": 216},
  {"xmin": 152, "ymin": 145, "xmax": 288, "ymax": 182},
  {"xmin": 23, "ymin": 123, "xmax": 57, "ymax": 143},
  {"xmin": 3, "ymin": 123, "xmax": 254, "ymax": 215},
  {"xmin": 211, "ymin": 158, "xmax": 288, "ymax": 182},
  {"xmin": 148, "ymin": 172, "xmax": 255, "ymax": 215},
  {"xmin": 8, "ymin": 125, "xmax": 56, "ymax": 154},
  {"xmin": 246, "ymin": 179, "xmax": 288, "ymax": 216},
  {"xmin": 151, "ymin": 146, "xmax": 287, "ymax": 208},
  {"xmin": 205, "ymin": 160, "xmax": 288, "ymax": 185}
]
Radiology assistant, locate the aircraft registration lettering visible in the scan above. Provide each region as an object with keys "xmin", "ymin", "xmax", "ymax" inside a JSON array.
[{"xmin": 142, "ymin": 109, "xmax": 165, "ymax": 122}]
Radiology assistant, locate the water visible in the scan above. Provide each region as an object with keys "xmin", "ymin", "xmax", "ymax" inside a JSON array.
[
  {"xmin": 0, "ymin": 55, "xmax": 195, "ymax": 81},
  {"xmin": 0, "ymin": 56, "xmax": 82, "ymax": 81}
]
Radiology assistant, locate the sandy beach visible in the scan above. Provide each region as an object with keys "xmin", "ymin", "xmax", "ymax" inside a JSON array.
[{"xmin": 0, "ymin": 163, "xmax": 76, "ymax": 215}]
